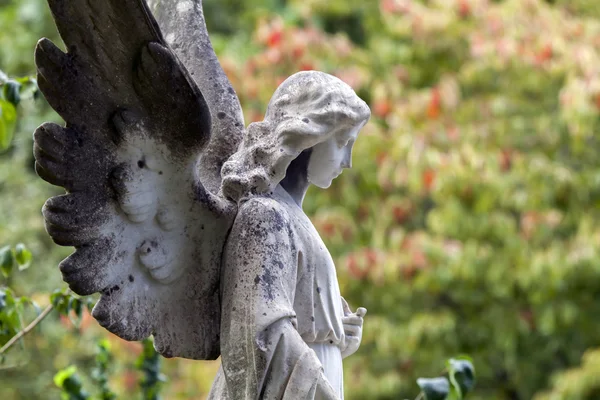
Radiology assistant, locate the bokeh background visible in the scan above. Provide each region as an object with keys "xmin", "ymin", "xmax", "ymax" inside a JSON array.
[{"xmin": 2, "ymin": 0, "xmax": 600, "ymax": 398}]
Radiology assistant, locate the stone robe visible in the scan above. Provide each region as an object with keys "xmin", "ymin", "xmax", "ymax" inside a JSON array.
[{"xmin": 208, "ymin": 186, "xmax": 347, "ymax": 399}]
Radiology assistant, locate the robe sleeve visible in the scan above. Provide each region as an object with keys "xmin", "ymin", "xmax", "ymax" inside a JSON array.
[{"xmin": 218, "ymin": 198, "xmax": 339, "ymax": 400}]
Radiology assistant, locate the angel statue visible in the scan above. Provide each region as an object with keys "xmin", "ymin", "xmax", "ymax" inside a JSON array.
[{"xmin": 33, "ymin": 0, "xmax": 371, "ymax": 398}]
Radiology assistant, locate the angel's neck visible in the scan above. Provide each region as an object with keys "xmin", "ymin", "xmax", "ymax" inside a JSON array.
[{"xmin": 280, "ymin": 149, "xmax": 312, "ymax": 208}]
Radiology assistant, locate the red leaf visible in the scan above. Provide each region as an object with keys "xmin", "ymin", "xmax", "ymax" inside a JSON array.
[
  {"xmin": 535, "ymin": 44, "xmax": 553, "ymax": 64},
  {"xmin": 347, "ymin": 252, "xmax": 373, "ymax": 280},
  {"xmin": 300, "ymin": 62, "xmax": 315, "ymax": 71},
  {"xmin": 458, "ymin": 0, "xmax": 471, "ymax": 18},
  {"xmin": 422, "ymin": 169, "xmax": 436, "ymax": 190},
  {"xmin": 322, "ymin": 222, "xmax": 335, "ymax": 237},
  {"xmin": 381, "ymin": 0, "xmax": 399, "ymax": 13},
  {"xmin": 427, "ymin": 87, "xmax": 442, "ymax": 119},
  {"xmin": 292, "ymin": 46, "xmax": 305, "ymax": 59},
  {"xmin": 374, "ymin": 100, "xmax": 392, "ymax": 118},
  {"xmin": 500, "ymin": 149, "xmax": 512, "ymax": 172},
  {"xmin": 267, "ymin": 30, "xmax": 282, "ymax": 48},
  {"xmin": 519, "ymin": 309, "xmax": 536, "ymax": 330},
  {"xmin": 401, "ymin": 264, "xmax": 417, "ymax": 280},
  {"xmin": 392, "ymin": 205, "xmax": 410, "ymax": 223}
]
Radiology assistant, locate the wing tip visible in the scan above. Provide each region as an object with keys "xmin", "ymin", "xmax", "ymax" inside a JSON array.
[
  {"xmin": 92, "ymin": 293, "xmax": 152, "ymax": 342},
  {"xmin": 35, "ymin": 38, "xmax": 66, "ymax": 76}
]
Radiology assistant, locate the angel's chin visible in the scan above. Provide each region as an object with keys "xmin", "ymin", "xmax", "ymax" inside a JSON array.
[
  {"xmin": 308, "ymin": 168, "xmax": 345, "ymax": 189},
  {"xmin": 312, "ymin": 180, "xmax": 334, "ymax": 190}
]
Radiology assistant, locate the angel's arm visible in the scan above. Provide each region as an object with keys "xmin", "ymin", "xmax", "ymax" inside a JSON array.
[{"xmin": 220, "ymin": 198, "xmax": 338, "ymax": 399}]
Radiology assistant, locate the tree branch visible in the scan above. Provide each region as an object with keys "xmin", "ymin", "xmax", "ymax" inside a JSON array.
[{"xmin": 0, "ymin": 304, "xmax": 54, "ymax": 355}]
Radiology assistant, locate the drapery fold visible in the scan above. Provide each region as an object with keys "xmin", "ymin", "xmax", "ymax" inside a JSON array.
[{"xmin": 208, "ymin": 194, "xmax": 341, "ymax": 399}]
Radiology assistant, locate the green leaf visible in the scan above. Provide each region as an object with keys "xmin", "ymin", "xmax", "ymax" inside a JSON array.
[
  {"xmin": 0, "ymin": 100, "xmax": 17, "ymax": 152},
  {"xmin": 54, "ymin": 365, "xmax": 89, "ymax": 399},
  {"xmin": 445, "ymin": 386, "xmax": 461, "ymax": 400},
  {"xmin": 68, "ymin": 297, "xmax": 83, "ymax": 327},
  {"xmin": 51, "ymin": 289, "xmax": 70, "ymax": 315},
  {"xmin": 99, "ymin": 338, "xmax": 111, "ymax": 350},
  {"xmin": 448, "ymin": 357, "xmax": 476, "ymax": 397},
  {"xmin": 54, "ymin": 366, "xmax": 78, "ymax": 388},
  {"xmin": 14, "ymin": 243, "xmax": 32, "ymax": 270},
  {"xmin": 2, "ymin": 80, "xmax": 21, "ymax": 106},
  {"xmin": 15, "ymin": 76, "xmax": 39, "ymax": 100},
  {"xmin": 15, "ymin": 76, "xmax": 33, "ymax": 85},
  {"xmin": 50, "ymin": 290, "xmax": 63, "ymax": 307},
  {"xmin": 0, "ymin": 246, "xmax": 15, "ymax": 278},
  {"xmin": 417, "ymin": 377, "xmax": 450, "ymax": 400}
]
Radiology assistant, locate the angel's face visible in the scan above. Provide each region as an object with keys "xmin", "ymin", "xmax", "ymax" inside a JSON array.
[{"xmin": 307, "ymin": 124, "xmax": 363, "ymax": 189}]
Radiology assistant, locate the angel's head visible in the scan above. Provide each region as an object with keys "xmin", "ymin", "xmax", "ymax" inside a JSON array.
[{"xmin": 221, "ymin": 71, "xmax": 371, "ymax": 202}]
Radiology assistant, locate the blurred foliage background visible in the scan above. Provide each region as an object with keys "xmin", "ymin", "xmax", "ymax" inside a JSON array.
[{"xmin": 2, "ymin": 0, "xmax": 600, "ymax": 398}]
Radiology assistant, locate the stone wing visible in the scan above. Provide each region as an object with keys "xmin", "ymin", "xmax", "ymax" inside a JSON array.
[
  {"xmin": 148, "ymin": 0, "xmax": 245, "ymax": 193},
  {"xmin": 33, "ymin": 0, "xmax": 236, "ymax": 360}
]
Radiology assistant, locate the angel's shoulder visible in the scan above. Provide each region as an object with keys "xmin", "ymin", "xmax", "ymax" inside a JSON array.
[{"xmin": 234, "ymin": 195, "xmax": 293, "ymax": 233}]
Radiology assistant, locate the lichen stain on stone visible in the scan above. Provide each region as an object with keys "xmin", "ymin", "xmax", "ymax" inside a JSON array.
[{"xmin": 260, "ymin": 267, "xmax": 277, "ymax": 301}]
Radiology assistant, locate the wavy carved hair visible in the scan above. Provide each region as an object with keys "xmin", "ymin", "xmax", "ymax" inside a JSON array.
[{"xmin": 221, "ymin": 71, "xmax": 371, "ymax": 202}]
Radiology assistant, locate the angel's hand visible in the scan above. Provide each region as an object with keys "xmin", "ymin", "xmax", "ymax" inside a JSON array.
[{"xmin": 340, "ymin": 298, "xmax": 367, "ymax": 359}]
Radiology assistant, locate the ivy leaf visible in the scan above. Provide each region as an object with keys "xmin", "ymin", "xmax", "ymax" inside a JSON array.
[
  {"xmin": 0, "ymin": 246, "xmax": 15, "ymax": 278},
  {"xmin": 417, "ymin": 377, "xmax": 450, "ymax": 400},
  {"xmin": 448, "ymin": 357, "xmax": 476, "ymax": 397},
  {"xmin": 446, "ymin": 386, "xmax": 461, "ymax": 400},
  {"xmin": 85, "ymin": 298, "xmax": 95, "ymax": 312},
  {"xmin": 15, "ymin": 76, "xmax": 39, "ymax": 101},
  {"xmin": 51, "ymin": 289, "xmax": 70, "ymax": 316},
  {"xmin": 54, "ymin": 365, "xmax": 89, "ymax": 399},
  {"xmin": 50, "ymin": 290, "xmax": 63, "ymax": 307},
  {"xmin": 68, "ymin": 297, "xmax": 83, "ymax": 327},
  {"xmin": 14, "ymin": 243, "xmax": 32, "ymax": 271},
  {"xmin": 0, "ymin": 100, "xmax": 17, "ymax": 152},
  {"xmin": 2, "ymin": 80, "xmax": 22, "ymax": 106},
  {"xmin": 54, "ymin": 365, "xmax": 77, "ymax": 388}
]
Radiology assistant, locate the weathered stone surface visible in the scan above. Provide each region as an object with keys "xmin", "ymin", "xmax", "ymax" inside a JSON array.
[
  {"xmin": 148, "ymin": 0, "xmax": 245, "ymax": 193},
  {"xmin": 213, "ymin": 71, "xmax": 370, "ymax": 399},
  {"xmin": 35, "ymin": 0, "xmax": 235, "ymax": 360},
  {"xmin": 35, "ymin": 1, "xmax": 371, "ymax": 398}
]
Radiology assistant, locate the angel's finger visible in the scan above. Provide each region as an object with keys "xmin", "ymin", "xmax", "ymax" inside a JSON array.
[
  {"xmin": 341, "ymin": 297, "xmax": 352, "ymax": 316},
  {"xmin": 344, "ymin": 325, "xmax": 360, "ymax": 336},
  {"xmin": 356, "ymin": 307, "xmax": 367, "ymax": 317},
  {"xmin": 342, "ymin": 316, "xmax": 363, "ymax": 326}
]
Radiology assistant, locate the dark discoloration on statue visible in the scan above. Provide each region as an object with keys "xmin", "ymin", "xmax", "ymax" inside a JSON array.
[{"xmin": 34, "ymin": 0, "xmax": 370, "ymax": 398}]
